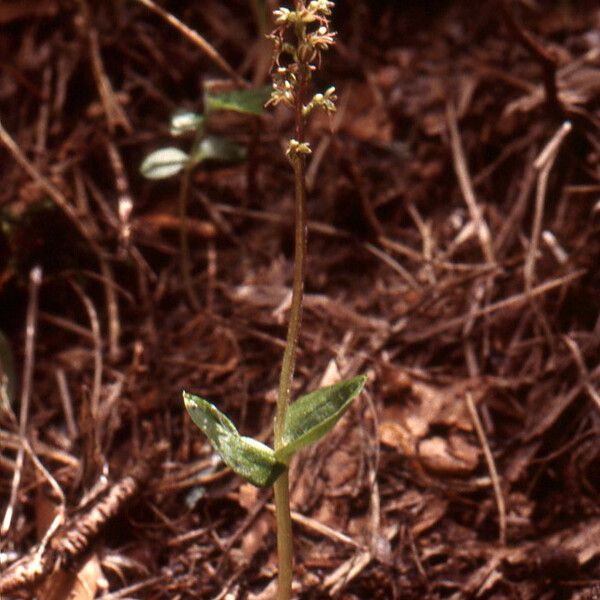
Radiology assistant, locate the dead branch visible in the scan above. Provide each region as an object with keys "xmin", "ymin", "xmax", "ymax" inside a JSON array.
[{"xmin": 0, "ymin": 442, "xmax": 168, "ymax": 595}]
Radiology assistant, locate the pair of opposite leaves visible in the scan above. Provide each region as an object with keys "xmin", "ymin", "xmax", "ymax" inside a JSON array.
[{"xmin": 184, "ymin": 375, "xmax": 366, "ymax": 487}]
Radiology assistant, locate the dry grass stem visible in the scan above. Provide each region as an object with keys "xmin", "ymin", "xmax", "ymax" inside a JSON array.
[
  {"xmin": 266, "ymin": 503, "xmax": 362, "ymax": 549},
  {"xmin": 0, "ymin": 119, "xmax": 95, "ymax": 246},
  {"xmin": 135, "ymin": 0, "xmax": 246, "ymax": 86},
  {"xmin": 82, "ymin": 0, "xmax": 132, "ymax": 133},
  {"xmin": 1, "ymin": 266, "xmax": 42, "ymax": 536},
  {"xmin": 465, "ymin": 391, "xmax": 507, "ymax": 546},
  {"xmin": 403, "ymin": 269, "xmax": 585, "ymax": 343},
  {"xmin": 55, "ymin": 368, "xmax": 79, "ymax": 441},
  {"xmin": 563, "ymin": 335, "xmax": 600, "ymax": 412},
  {"xmin": 446, "ymin": 102, "xmax": 496, "ymax": 265},
  {"xmin": 525, "ymin": 120, "xmax": 572, "ymax": 292}
]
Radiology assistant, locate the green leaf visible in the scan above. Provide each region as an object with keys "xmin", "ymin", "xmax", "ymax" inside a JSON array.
[
  {"xmin": 275, "ymin": 375, "xmax": 367, "ymax": 463},
  {"xmin": 190, "ymin": 135, "xmax": 246, "ymax": 165},
  {"xmin": 183, "ymin": 392, "xmax": 285, "ymax": 488},
  {"xmin": 170, "ymin": 110, "xmax": 205, "ymax": 136},
  {"xmin": 140, "ymin": 147, "xmax": 189, "ymax": 180},
  {"xmin": 204, "ymin": 86, "xmax": 271, "ymax": 116}
]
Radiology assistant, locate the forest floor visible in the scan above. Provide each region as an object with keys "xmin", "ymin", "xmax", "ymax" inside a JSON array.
[{"xmin": 1, "ymin": 1, "xmax": 600, "ymax": 598}]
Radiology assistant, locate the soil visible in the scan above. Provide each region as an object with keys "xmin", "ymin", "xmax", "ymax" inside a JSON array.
[{"xmin": 1, "ymin": 1, "xmax": 600, "ymax": 598}]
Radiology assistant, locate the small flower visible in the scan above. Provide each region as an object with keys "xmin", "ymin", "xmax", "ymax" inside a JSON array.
[
  {"xmin": 299, "ymin": 9, "xmax": 318, "ymax": 24},
  {"xmin": 322, "ymin": 86, "xmax": 337, "ymax": 112},
  {"xmin": 308, "ymin": 0, "xmax": 334, "ymax": 16},
  {"xmin": 297, "ymin": 42, "xmax": 318, "ymax": 64},
  {"xmin": 302, "ymin": 86, "xmax": 337, "ymax": 117},
  {"xmin": 286, "ymin": 139, "xmax": 312, "ymax": 159},
  {"xmin": 273, "ymin": 7, "xmax": 292, "ymax": 24},
  {"xmin": 307, "ymin": 28, "xmax": 336, "ymax": 51}
]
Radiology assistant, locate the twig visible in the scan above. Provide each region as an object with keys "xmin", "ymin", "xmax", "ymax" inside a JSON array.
[
  {"xmin": 0, "ymin": 116, "xmax": 131, "ymax": 364},
  {"xmin": 406, "ymin": 524, "xmax": 429, "ymax": 585},
  {"xmin": 464, "ymin": 392, "xmax": 507, "ymax": 546},
  {"xmin": 0, "ymin": 432, "xmax": 78, "ymax": 468},
  {"xmin": 69, "ymin": 281, "xmax": 103, "ymax": 423},
  {"xmin": 22, "ymin": 438, "xmax": 67, "ymax": 550},
  {"xmin": 55, "ymin": 369, "xmax": 79, "ymax": 441},
  {"xmin": 563, "ymin": 335, "xmax": 600, "ymax": 412},
  {"xmin": 402, "ymin": 269, "xmax": 585, "ymax": 343},
  {"xmin": 97, "ymin": 575, "xmax": 169, "ymax": 600},
  {"xmin": 167, "ymin": 524, "xmax": 209, "ymax": 547},
  {"xmin": 206, "ymin": 240, "xmax": 217, "ymax": 313},
  {"xmin": 214, "ymin": 201, "xmax": 486, "ymax": 277},
  {"xmin": 61, "ymin": 268, "xmax": 135, "ymax": 306},
  {"xmin": 0, "ymin": 442, "xmax": 168, "ymax": 594},
  {"xmin": 266, "ymin": 504, "xmax": 362, "ymax": 549},
  {"xmin": 68, "ymin": 278, "xmax": 104, "ymax": 481},
  {"xmin": 97, "ymin": 259, "xmax": 121, "ymax": 363},
  {"xmin": 195, "ymin": 190, "xmax": 239, "ymax": 243},
  {"xmin": 83, "ymin": 172, "xmax": 157, "ymax": 282},
  {"xmin": 500, "ymin": 0, "xmax": 564, "ymax": 117},
  {"xmin": 104, "ymin": 138, "xmax": 134, "ymax": 358},
  {"xmin": 542, "ymin": 230, "xmax": 568, "ymax": 265},
  {"xmin": 35, "ymin": 66, "xmax": 51, "ymax": 159},
  {"xmin": 406, "ymin": 200, "xmax": 436, "ymax": 285},
  {"xmin": 362, "ymin": 242, "xmax": 421, "ymax": 290},
  {"xmin": 325, "ymin": 551, "xmax": 371, "ymax": 595},
  {"xmin": 39, "ymin": 311, "xmax": 96, "ymax": 342},
  {"xmin": 348, "ymin": 153, "xmax": 385, "ymax": 238},
  {"xmin": 82, "ymin": 0, "xmax": 132, "ymax": 132},
  {"xmin": 380, "ymin": 235, "xmax": 494, "ymax": 273},
  {"xmin": 494, "ymin": 147, "xmax": 537, "ymax": 256},
  {"xmin": 135, "ymin": 0, "xmax": 246, "ymax": 87},
  {"xmin": 0, "ymin": 118, "xmax": 96, "ymax": 247},
  {"xmin": 524, "ymin": 121, "xmax": 572, "ymax": 341},
  {"xmin": 1, "ymin": 266, "xmax": 42, "ymax": 536},
  {"xmin": 156, "ymin": 466, "xmax": 231, "ymax": 491},
  {"xmin": 214, "ymin": 494, "xmax": 272, "ymax": 573},
  {"xmin": 73, "ymin": 168, "xmax": 122, "ymax": 364},
  {"xmin": 533, "ymin": 121, "xmax": 572, "ymax": 172},
  {"xmin": 446, "ymin": 102, "xmax": 496, "ymax": 265}
]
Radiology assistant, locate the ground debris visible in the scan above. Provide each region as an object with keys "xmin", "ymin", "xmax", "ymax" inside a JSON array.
[{"xmin": 0, "ymin": 442, "xmax": 167, "ymax": 594}]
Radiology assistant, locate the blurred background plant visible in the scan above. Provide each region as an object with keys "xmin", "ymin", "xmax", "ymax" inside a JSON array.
[{"xmin": 140, "ymin": 83, "xmax": 270, "ymax": 309}]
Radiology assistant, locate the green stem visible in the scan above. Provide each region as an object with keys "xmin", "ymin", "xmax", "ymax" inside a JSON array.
[
  {"xmin": 273, "ymin": 53, "xmax": 309, "ymax": 600},
  {"xmin": 274, "ymin": 471, "xmax": 293, "ymax": 599},
  {"xmin": 273, "ymin": 153, "xmax": 306, "ymax": 600},
  {"xmin": 273, "ymin": 152, "xmax": 306, "ymax": 600},
  {"xmin": 179, "ymin": 164, "xmax": 201, "ymax": 311},
  {"xmin": 274, "ymin": 153, "xmax": 307, "ymax": 446}
]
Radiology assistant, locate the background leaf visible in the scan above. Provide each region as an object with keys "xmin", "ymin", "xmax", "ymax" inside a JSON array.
[
  {"xmin": 190, "ymin": 135, "xmax": 246, "ymax": 165},
  {"xmin": 140, "ymin": 147, "xmax": 189, "ymax": 179},
  {"xmin": 275, "ymin": 375, "xmax": 367, "ymax": 463},
  {"xmin": 170, "ymin": 110, "xmax": 205, "ymax": 136},
  {"xmin": 184, "ymin": 392, "xmax": 285, "ymax": 487},
  {"xmin": 204, "ymin": 86, "xmax": 271, "ymax": 116}
]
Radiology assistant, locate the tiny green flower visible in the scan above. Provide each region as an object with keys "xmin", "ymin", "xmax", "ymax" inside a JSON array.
[{"xmin": 286, "ymin": 139, "xmax": 312, "ymax": 159}]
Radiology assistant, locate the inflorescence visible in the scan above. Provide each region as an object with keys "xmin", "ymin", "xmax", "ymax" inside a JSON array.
[{"xmin": 268, "ymin": 0, "xmax": 337, "ymax": 158}]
